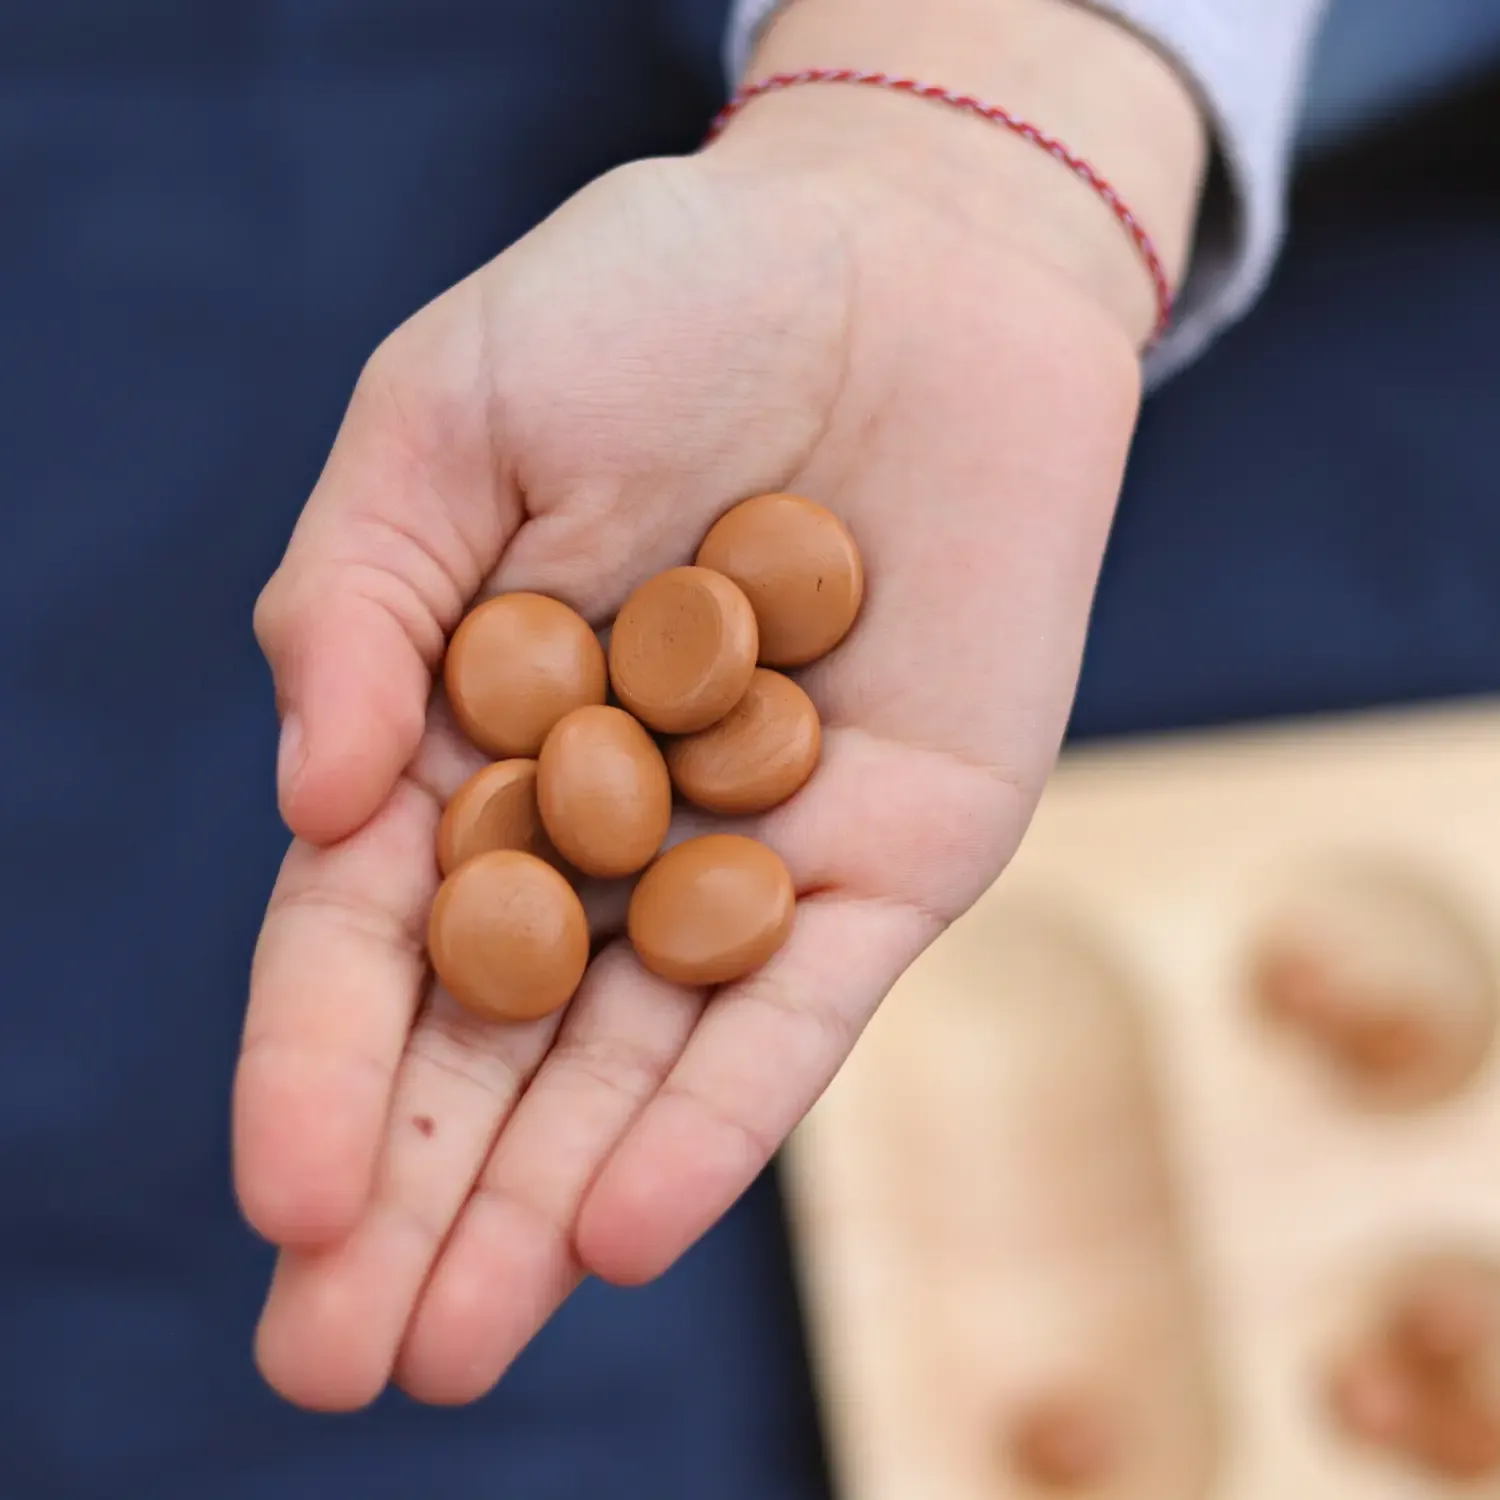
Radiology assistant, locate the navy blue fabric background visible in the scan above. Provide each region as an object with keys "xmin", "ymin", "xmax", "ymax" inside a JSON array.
[
  {"xmin": 1075, "ymin": 77, "xmax": 1500, "ymax": 735},
  {"xmin": 0, "ymin": 3, "xmax": 1494, "ymax": 1495}
]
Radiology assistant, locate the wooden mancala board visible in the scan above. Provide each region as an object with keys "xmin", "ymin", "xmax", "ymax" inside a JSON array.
[{"xmin": 783, "ymin": 700, "xmax": 1500, "ymax": 1500}]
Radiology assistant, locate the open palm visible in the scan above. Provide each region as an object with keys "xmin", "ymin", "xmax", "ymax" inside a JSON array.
[{"xmin": 234, "ymin": 145, "xmax": 1140, "ymax": 1409}]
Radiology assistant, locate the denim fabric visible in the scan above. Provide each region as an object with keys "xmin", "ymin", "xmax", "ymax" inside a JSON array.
[{"xmin": 1076, "ymin": 80, "xmax": 1500, "ymax": 737}]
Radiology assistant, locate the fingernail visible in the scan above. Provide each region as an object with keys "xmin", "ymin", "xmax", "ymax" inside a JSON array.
[{"xmin": 277, "ymin": 712, "xmax": 306, "ymax": 799}]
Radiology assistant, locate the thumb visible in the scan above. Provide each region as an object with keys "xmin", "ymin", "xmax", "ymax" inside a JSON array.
[{"xmin": 255, "ymin": 300, "xmax": 520, "ymax": 846}]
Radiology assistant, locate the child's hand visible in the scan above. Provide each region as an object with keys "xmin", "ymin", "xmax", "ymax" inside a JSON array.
[{"xmin": 234, "ymin": 63, "xmax": 1175, "ymax": 1411}]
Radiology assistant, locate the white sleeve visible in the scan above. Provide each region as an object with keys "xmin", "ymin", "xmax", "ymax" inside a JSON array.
[{"xmin": 724, "ymin": 0, "xmax": 1332, "ymax": 382}]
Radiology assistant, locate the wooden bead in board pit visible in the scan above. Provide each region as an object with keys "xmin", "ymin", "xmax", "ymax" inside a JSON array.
[
  {"xmin": 628, "ymin": 834, "xmax": 794, "ymax": 987},
  {"xmin": 1326, "ymin": 1348, "xmax": 1420, "ymax": 1447},
  {"xmin": 695, "ymin": 493, "xmax": 863, "ymax": 668},
  {"xmin": 444, "ymin": 592, "xmax": 606, "ymax": 757},
  {"xmin": 536, "ymin": 704, "xmax": 672, "ymax": 879},
  {"xmin": 1414, "ymin": 1400, "xmax": 1500, "ymax": 1480},
  {"xmin": 665, "ymin": 668, "xmax": 821, "ymax": 816},
  {"xmin": 428, "ymin": 849, "xmax": 589, "ymax": 1023},
  {"xmin": 1005, "ymin": 1394, "xmax": 1123, "ymax": 1492},
  {"xmin": 436, "ymin": 759, "xmax": 553, "ymax": 876},
  {"xmin": 1324, "ymin": 1257, "xmax": 1500, "ymax": 1480},
  {"xmin": 1394, "ymin": 1261, "xmax": 1500, "ymax": 1371},
  {"xmin": 608, "ymin": 566, "xmax": 758, "ymax": 735}
]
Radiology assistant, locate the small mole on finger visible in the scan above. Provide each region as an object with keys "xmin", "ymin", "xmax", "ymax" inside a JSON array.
[{"xmin": 413, "ymin": 1114, "xmax": 436, "ymax": 1138}]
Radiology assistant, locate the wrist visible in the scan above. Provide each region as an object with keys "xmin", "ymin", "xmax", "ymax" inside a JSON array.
[{"xmin": 709, "ymin": 0, "xmax": 1207, "ymax": 347}]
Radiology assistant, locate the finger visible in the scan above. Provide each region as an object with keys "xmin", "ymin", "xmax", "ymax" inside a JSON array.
[
  {"xmin": 253, "ymin": 988, "xmax": 562, "ymax": 1412},
  {"xmin": 577, "ymin": 893, "xmax": 939, "ymax": 1286},
  {"xmin": 254, "ymin": 284, "xmax": 523, "ymax": 845},
  {"xmin": 570, "ymin": 722, "xmax": 1019, "ymax": 1286},
  {"xmin": 233, "ymin": 777, "xmax": 438, "ymax": 1246},
  {"xmin": 395, "ymin": 942, "xmax": 703, "ymax": 1404},
  {"xmin": 249, "ymin": 866, "xmax": 640, "ymax": 1412}
]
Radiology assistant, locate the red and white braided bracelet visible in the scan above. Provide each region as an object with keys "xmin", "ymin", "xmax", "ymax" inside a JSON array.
[{"xmin": 704, "ymin": 67, "xmax": 1173, "ymax": 344}]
